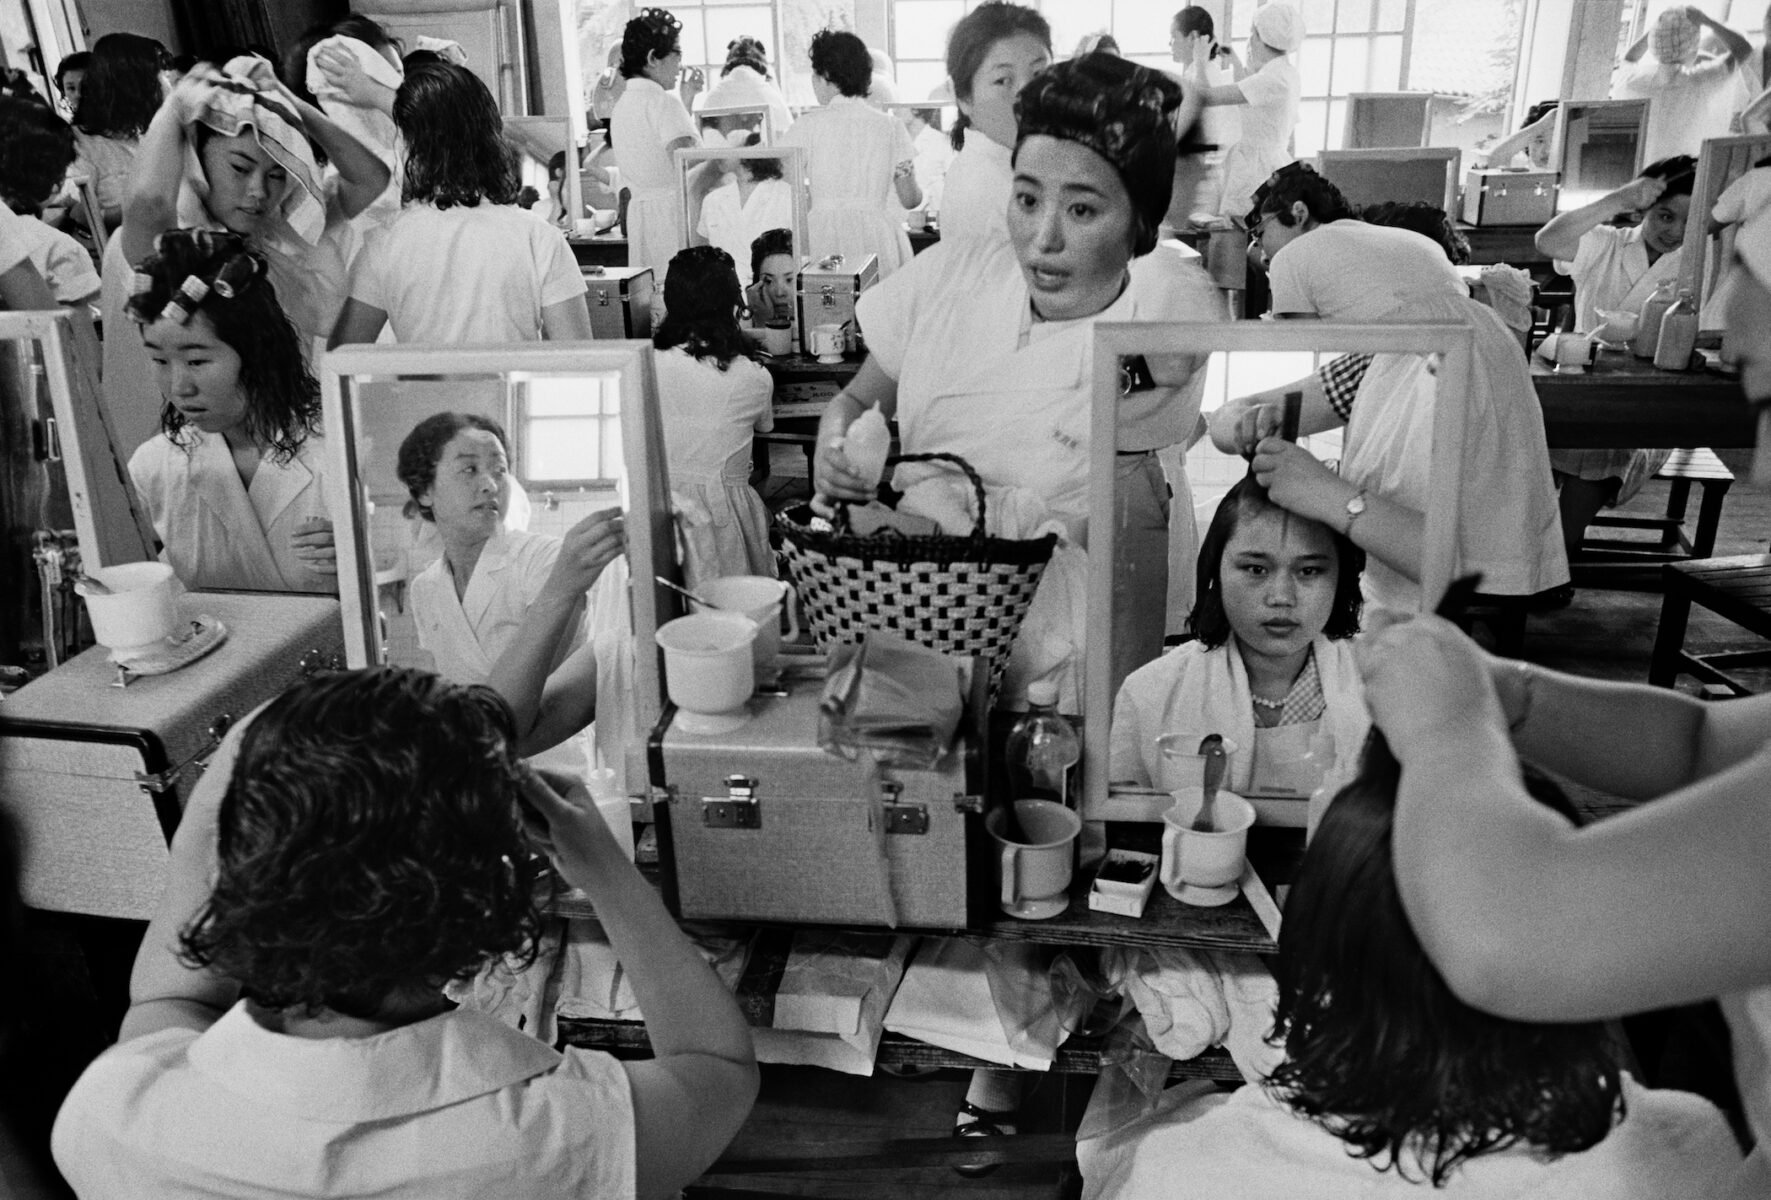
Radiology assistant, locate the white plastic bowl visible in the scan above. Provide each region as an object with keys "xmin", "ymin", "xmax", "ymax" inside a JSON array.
[
  {"xmin": 82, "ymin": 562, "xmax": 178, "ymax": 651},
  {"xmin": 655, "ymin": 611, "xmax": 759, "ymax": 733}
]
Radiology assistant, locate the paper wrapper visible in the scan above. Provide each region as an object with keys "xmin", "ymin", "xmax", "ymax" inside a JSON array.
[{"xmin": 751, "ymin": 930, "xmax": 915, "ymax": 1076}]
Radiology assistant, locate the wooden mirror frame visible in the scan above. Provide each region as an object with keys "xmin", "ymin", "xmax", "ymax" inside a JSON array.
[
  {"xmin": 695, "ymin": 103, "xmax": 776, "ymax": 146},
  {"xmin": 673, "ymin": 145, "xmax": 809, "ymax": 270},
  {"xmin": 1082, "ymin": 321, "xmax": 1474, "ymax": 823},
  {"xmin": 1679, "ymin": 132, "xmax": 1771, "ymax": 333}
]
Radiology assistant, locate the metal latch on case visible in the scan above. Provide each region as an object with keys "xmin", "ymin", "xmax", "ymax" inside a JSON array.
[
  {"xmin": 134, "ymin": 713, "xmax": 232, "ymax": 795},
  {"xmin": 594, "ymin": 288, "xmax": 613, "ymax": 306},
  {"xmin": 703, "ymin": 774, "xmax": 761, "ymax": 829},
  {"xmin": 877, "ymin": 780, "xmax": 927, "ymax": 835}
]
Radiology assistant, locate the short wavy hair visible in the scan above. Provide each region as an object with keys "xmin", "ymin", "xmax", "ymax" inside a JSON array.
[
  {"xmin": 127, "ymin": 229, "xmax": 319, "ymax": 465},
  {"xmin": 750, "ymin": 226, "xmax": 792, "ymax": 282},
  {"xmin": 945, "ymin": 2, "xmax": 1051, "ymax": 150},
  {"xmin": 394, "ymin": 59, "xmax": 519, "ymax": 208},
  {"xmin": 1187, "ymin": 475, "xmax": 1362, "ymax": 648},
  {"xmin": 656, "ymin": 245, "xmax": 750, "ymax": 370},
  {"xmin": 810, "ymin": 30, "xmax": 872, "ymax": 97},
  {"xmin": 1248, "ymin": 159, "xmax": 1356, "ymax": 229},
  {"xmin": 180, "ymin": 668, "xmax": 549, "ymax": 1020},
  {"xmin": 1639, "ymin": 153, "xmax": 1698, "ymax": 202},
  {"xmin": 75, "ymin": 32, "xmax": 168, "ymax": 138},
  {"xmin": 621, "ymin": 10, "xmax": 682, "ymax": 79},
  {"xmin": 1266, "ymin": 750, "xmax": 1621, "ymax": 1185},
  {"xmin": 723, "ymin": 35, "xmax": 770, "ymax": 78},
  {"xmin": 0, "ymin": 95, "xmax": 75, "ymax": 214},
  {"xmin": 396, "ymin": 411, "xmax": 510, "ymax": 521}
]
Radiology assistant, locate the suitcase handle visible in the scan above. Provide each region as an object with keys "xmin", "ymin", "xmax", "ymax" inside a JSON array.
[{"xmin": 133, "ymin": 713, "xmax": 231, "ymax": 797}]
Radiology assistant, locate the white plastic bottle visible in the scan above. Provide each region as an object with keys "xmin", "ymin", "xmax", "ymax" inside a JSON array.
[
  {"xmin": 842, "ymin": 406, "xmax": 892, "ymax": 493},
  {"xmin": 1653, "ymin": 288, "xmax": 1699, "ymax": 371},
  {"xmin": 1303, "ymin": 732, "xmax": 1343, "ymax": 844},
  {"xmin": 1005, "ymin": 681, "xmax": 1081, "ymax": 808},
  {"xmin": 1632, "ymin": 277, "xmax": 1678, "ymax": 359}
]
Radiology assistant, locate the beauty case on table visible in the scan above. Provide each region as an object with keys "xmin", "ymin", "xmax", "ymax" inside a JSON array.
[
  {"xmin": 651, "ymin": 665, "xmax": 989, "ymax": 929},
  {"xmin": 1460, "ymin": 168, "xmax": 1558, "ymax": 227},
  {"xmin": 582, "ymin": 265, "xmax": 655, "ymax": 339},
  {"xmin": 0, "ymin": 591, "xmax": 344, "ymax": 919},
  {"xmin": 798, "ymin": 253, "xmax": 879, "ymax": 354}
]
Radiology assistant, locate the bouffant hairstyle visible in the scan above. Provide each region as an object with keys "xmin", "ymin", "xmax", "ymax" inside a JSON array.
[
  {"xmin": 656, "ymin": 244, "xmax": 750, "ymax": 370},
  {"xmin": 1247, "ymin": 159, "xmax": 1357, "ymax": 229},
  {"xmin": 946, "ymin": 2, "xmax": 1051, "ymax": 150},
  {"xmin": 395, "ymin": 59, "xmax": 519, "ymax": 208},
  {"xmin": 75, "ymin": 32, "xmax": 169, "ymax": 138},
  {"xmin": 621, "ymin": 9, "xmax": 682, "ymax": 80},
  {"xmin": 0, "ymin": 95, "xmax": 76, "ymax": 215},
  {"xmin": 750, "ymin": 225, "xmax": 792, "ymax": 281},
  {"xmin": 1266, "ymin": 748, "xmax": 1621, "ymax": 1185},
  {"xmin": 1362, "ymin": 200, "xmax": 1470, "ymax": 265},
  {"xmin": 396, "ymin": 412, "xmax": 510, "ymax": 522},
  {"xmin": 723, "ymin": 35, "xmax": 770, "ymax": 78},
  {"xmin": 180, "ymin": 669, "xmax": 549, "ymax": 1020},
  {"xmin": 810, "ymin": 30, "xmax": 872, "ymax": 97},
  {"xmin": 126, "ymin": 229, "xmax": 319, "ymax": 464},
  {"xmin": 1188, "ymin": 475, "xmax": 1363, "ymax": 648}
]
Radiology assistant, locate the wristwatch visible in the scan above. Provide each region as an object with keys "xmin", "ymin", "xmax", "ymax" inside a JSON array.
[{"xmin": 1342, "ymin": 489, "xmax": 1368, "ymax": 536}]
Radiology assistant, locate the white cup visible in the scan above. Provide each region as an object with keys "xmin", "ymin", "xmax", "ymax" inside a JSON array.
[
  {"xmin": 82, "ymin": 562, "xmax": 179, "ymax": 651},
  {"xmin": 808, "ymin": 323, "xmax": 845, "ymax": 361},
  {"xmin": 1160, "ymin": 787, "xmax": 1255, "ymax": 905},
  {"xmin": 989, "ymin": 800, "xmax": 1081, "ymax": 919},
  {"xmin": 690, "ymin": 576, "xmax": 798, "ymax": 686},
  {"xmin": 1153, "ymin": 732, "xmax": 1242, "ymax": 793},
  {"xmin": 655, "ymin": 611, "xmax": 759, "ymax": 733},
  {"xmin": 905, "ymin": 207, "xmax": 929, "ymax": 230},
  {"xmin": 759, "ymin": 323, "xmax": 792, "ymax": 356}
]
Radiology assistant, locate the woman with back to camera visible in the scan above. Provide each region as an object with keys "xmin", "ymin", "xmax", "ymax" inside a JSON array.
[
  {"xmin": 937, "ymin": 2, "xmax": 1051, "ymax": 245},
  {"xmin": 610, "ymin": 7, "xmax": 704, "ymax": 281},
  {"xmin": 1353, "ymin": 217, "xmax": 1771, "ymax": 1198},
  {"xmin": 781, "ymin": 30, "xmax": 920, "ymax": 277},
  {"xmin": 71, "ymin": 32, "xmax": 167, "ymax": 231},
  {"xmin": 1185, "ymin": 1, "xmax": 1304, "ymax": 217},
  {"xmin": 698, "ymin": 35, "xmax": 792, "ymax": 138}
]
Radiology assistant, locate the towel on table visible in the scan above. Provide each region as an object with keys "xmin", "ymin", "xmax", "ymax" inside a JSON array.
[
  {"xmin": 1477, "ymin": 263, "xmax": 1534, "ymax": 333},
  {"xmin": 1099, "ymin": 945, "xmax": 1282, "ymax": 1083}
]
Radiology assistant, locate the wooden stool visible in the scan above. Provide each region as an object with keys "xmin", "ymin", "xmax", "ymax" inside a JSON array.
[
  {"xmin": 1649, "ymin": 555, "xmax": 1771, "ymax": 693},
  {"xmin": 1585, "ymin": 447, "xmax": 1734, "ymax": 563}
]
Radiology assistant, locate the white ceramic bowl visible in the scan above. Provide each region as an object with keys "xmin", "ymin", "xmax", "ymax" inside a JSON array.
[
  {"xmin": 82, "ymin": 562, "xmax": 179, "ymax": 651},
  {"xmin": 655, "ymin": 612, "xmax": 759, "ymax": 726}
]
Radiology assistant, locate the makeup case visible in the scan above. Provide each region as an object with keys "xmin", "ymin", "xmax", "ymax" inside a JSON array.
[
  {"xmin": 582, "ymin": 265, "xmax": 656, "ymax": 340},
  {"xmin": 797, "ymin": 253, "xmax": 879, "ymax": 354}
]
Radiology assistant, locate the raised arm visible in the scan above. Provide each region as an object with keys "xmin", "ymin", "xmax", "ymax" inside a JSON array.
[
  {"xmin": 1689, "ymin": 6, "xmax": 1753, "ymax": 68},
  {"xmin": 274, "ymin": 87, "xmax": 392, "ymax": 219},
  {"xmin": 1535, "ymin": 174, "xmax": 1665, "ymax": 262},
  {"xmin": 520, "ymin": 767, "xmax": 758, "ymax": 1200},
  {"xmin": 311, "ymin": 42, "xmax": 398, "ymax": 118},
  {"xmin": 1477, "ymin": 111, "xmax": 1554, "ymax": 168},
  {"xmin": 1250, "ymin": 434, "xmax": 1424, "ymax": 584},
  {"xmin": 123, "ymin": 77, "xmax": 211, "ymax": 264},
  {"xmin": 1206, "ymin": 370, "xmax": 1342, "ymax": 455},
  {"xmin": 893, "ymin": 159, "xmax": 922, "ymax": 209}
]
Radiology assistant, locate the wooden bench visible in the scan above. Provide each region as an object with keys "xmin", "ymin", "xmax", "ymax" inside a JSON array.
[
  {"xmin": 1584, "ymin": 447, "xmax": 1735, "ymax": 564},
  {"xmin": 1649, "ymin": 555, "xmax": 1771, "ymax": 693}
]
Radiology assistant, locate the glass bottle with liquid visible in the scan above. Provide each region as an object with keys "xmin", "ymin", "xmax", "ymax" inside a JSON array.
[
  {"xmin": 1653, "ymin": 289, "xmax": 1699, "ymax": 371},
  {"xmin": 1632, "ymin": 278, "xmax": 1679, "ymax": 359},
  {"xmin": 1005, "ymin": 681, "xmax": 1081, "ymax": 808}
]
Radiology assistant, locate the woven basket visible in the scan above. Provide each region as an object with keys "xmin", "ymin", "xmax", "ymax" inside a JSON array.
[{"xmin": 775, "ymin": 452, "xmax": 1057, "ymax": 692}]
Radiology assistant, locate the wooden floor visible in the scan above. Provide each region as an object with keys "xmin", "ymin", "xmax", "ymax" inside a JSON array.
[{"xmin": 8, "ymin": 451, "xmax": 1771, "ymax": 1199}]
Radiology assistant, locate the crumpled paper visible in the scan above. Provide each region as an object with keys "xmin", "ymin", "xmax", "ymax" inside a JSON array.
[{"xmin": 1098, "ymin": 944, "xmax": 1282, "ymax": 1083}]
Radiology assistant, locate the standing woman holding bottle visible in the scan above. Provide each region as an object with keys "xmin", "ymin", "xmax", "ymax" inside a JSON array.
[{"xmin": 610, "ymin": 8, "xmax": 704, "ymax": 281}]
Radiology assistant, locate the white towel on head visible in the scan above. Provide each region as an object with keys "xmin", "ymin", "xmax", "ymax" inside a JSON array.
[{"xmin": 305, "ymin": 34, "xmax": 403, "ymax": 102}]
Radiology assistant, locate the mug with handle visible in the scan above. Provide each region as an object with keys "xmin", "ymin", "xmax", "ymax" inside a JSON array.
[
  {"xmin": 1160, "ymin": 788, "xmax": 1255, "ymax": 906},
  {"xmin": 989, "ymin": 799, "xmax": 1081, "ymax": 920}
]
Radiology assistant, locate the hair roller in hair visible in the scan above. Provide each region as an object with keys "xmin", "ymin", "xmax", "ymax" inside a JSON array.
[
  {"xmin": 211, "ymin": 252, "xmax": 262, "ymax": 300},
  {"xmin": 161, "ymin": 274, "xmax": 211, "ymax": 325}
]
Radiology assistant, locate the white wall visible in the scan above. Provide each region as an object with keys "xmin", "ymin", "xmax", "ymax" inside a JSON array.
[{"xmin": 75, "ymin": 0, "xmax": 180, "ymax": 52}]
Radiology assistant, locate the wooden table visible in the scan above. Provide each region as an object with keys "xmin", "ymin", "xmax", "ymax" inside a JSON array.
[{"xmin": 1534, "ymin": 351, "xmax": 1749, "ymax": 449}]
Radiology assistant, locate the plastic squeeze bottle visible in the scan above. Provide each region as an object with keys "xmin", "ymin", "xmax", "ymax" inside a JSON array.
[
  {"xmin": 1653, "ymin": 289, "xmax": 1699, "ymax": 371},
  {"xmin": 842, "ymin": 406, "xmax": 892, "ymax": 493},
  {"xmin": 1005, "ymin": 681, "xmax": 1081, "ymax": 809},
  {"xmin": 1632, "ymin": 277, "xmax": 1678, "ymax": 359}
]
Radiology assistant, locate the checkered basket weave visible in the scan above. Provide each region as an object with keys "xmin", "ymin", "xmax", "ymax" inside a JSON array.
[{"xmin": 775, "ymin": 453, "xmax": 1057, "ymax": 692}]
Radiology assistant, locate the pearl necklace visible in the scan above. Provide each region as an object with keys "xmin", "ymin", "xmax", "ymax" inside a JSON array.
[{"xmin": 1250, "ymin": 692, "xmax": 1287, "ymax": 710}]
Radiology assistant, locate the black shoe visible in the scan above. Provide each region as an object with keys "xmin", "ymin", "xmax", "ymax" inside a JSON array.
[{"xmin": 952, "ymin": 1098, "xmax": 1019, "ymax": 1178}]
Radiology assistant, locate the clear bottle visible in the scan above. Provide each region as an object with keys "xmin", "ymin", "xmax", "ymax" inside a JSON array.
[
  {"xmin": 1632, "ymin": 278, "xmax": 1678, "ymax": 359},
  {"xmin": 1653, "ymin": 288, "xmax": 1699, "ymax": 371},
  {"xmin": 1005, "ymin": 681, "xmax": 1081, "ymax": 809}
]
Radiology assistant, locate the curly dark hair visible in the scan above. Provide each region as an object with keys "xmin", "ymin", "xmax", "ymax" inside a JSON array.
[
  {"xmin": 1266, "ymin": 749, "xmax": 1621, "ymax": 1186},
  {"xmin": 396, "ymin": 411, "xmax": 510, "ymax": 521},
  {"xmin": 1248, "ymin": 160, "xmax": 1356, "ymax": 230},
  {"xmin": 394, "ymin": 59, "xmax": 519, "ymax": 208},
  {"xmin": 0, "ymin": 95, "xmax": 75, "ymax": 214},
  {"xmin": 621, "ymin": 10, "xmax": 682, "ymax": 80},
  {"xmin": 75, "ymin": 32, "xmax": 169, "ymax": 138},
  {"xmin": 1362, "ymin": 200, "xmax": 1470, "ymax": 265},
  {"xmin": 946, "ymin": 2, "xmax": 1051, "ymax": 150},
  {"xmin": 180, "ymin": 668, "xmax": 549, "ymax": 1020},
  {"xmin": 750, "ymin": 225, "xmax": 792, "ymax": 282},
  {"xmin": 128, "ymin": 229, "xmax": 319, "ymax": 465},
  {"xmin": 656, "ymin": 245, "xmax": 750, "ymax": 370},
  {"xmin": 810, "ymin": 30, "xmax": 871, "ymax": 98},
  {"xmin": 1639, "ymin": 153, "xmax": 1698, "ymax": 201},
  {"xmin": 723, "ymin": 35, "xmax": 771, "ymax": 78},
  {"xmin": 1187, "ymin": 475, "xmax": 1362, "ymax": 648},
  {"xmin": 737, "ymin": 139, "xmax": 784, "ymax": 180}
]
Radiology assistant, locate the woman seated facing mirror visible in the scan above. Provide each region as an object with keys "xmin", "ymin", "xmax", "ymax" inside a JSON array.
[
  {"xmin": 1208, "ymin": 163, "xmax": 1568, "ymax": 612},
  {"xmin": 127, "ymin": 230, "xmax": 336, "ymax": 594},
  {"xmin": 1078, "ymin": 750, "xmax": 1743, "ymax": 1198},
  {"xmin": 744, "ymin": 227, "xmax": 795, "ymax": 328},
  {"xmin": 396, "ymin": 412, "xmax": 625, "ymax": 771},
  {"xmin": 813, "ymin": 53, "xmax": 1222, "ymax": 707},
  {"xmin": 654, "ymin": 246, "xmax": 775, "ymax": 583},
  {"xmin": 1111, "ymin": 477, "xmax": 1368, "ymax": 797}
]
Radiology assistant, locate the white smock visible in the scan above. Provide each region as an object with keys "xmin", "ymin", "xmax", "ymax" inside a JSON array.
[
  {"xmin": 1217, "ymin": 56, "xmax": 1299, "ymax": 218},
  {"xmin": 1269, "ymin": 221, "xmax": 1568, "ymax": 609},
  {"xmin": 654, "ymin": 345, "xmax": 775, "ymax": 582},
  {"xmin": 910, "ymin": 123, "xmax": 954, "ymax": 216},
  {"xmin": 697, "ymin": 177, "xmax": 794, "ymax": 274},
  {"xmin": 610, "ymin": 76, "xmax": 698, "ymax": 278},
  {"xmin": 1551, "ymin": 223, "xmax": 1680, "ymax": 504},
  {"xmin": 1611, "ymin": 55, "xmax": 1742, "ymax": 162},
  {"xmin": 410, "ymin": 526, "xmax": 591, "ymax": 775},
  {"xmin": 697, "ymin": 65, "xmax": 793, "ymax": 138},
  {"xmin": 128, "ymin": 431, "xmax": 334, "ymax": 594},
  {"xmin": 1109, "ymin": 637, "xmax": 1367, "ymax": 795},
  {"xmin": 934, "ymin": 131, "xmax": 1011, "ymax": 245},
  {"xmin": 781, "ymin": 95, "xmax": 915, "ymax": 277}
]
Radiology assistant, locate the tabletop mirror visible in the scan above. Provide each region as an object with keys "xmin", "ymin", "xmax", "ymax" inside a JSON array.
[
  {"xmin": 673, "ymin": 145, "xmax": 808, "ymax": 281},
  {"xmin": 1552, "ymin": 98, "xmax": 1649, "ymax": 210},
  {"xmin": 505, "ymin": 115, "xmax": 586, "ymax": 236},
  {"xmin": 697, "ymin": 103, "xmax": 775, "ymax": 147},
  {"xmin": 1315, "ymin": 147, "xmax": 1460, "ymax": 213},
  {"xmin": 1341, "ymin": 92, "xmax": 1434, "ymax": 149},
  {"xmin": 881, "ymin": 102, "xmax": 958, "ymax": 218},
  {"xmin": 1680, "ymin": 132, "xmax": 1771, "ymax": 332},
  {"xmin": 1085, "ymin": 321, "xmax": 1475, "ymax": 829}
]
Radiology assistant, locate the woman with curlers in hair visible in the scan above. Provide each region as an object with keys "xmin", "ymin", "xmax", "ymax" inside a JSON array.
[{"xmin": 610, "ymin": 7, "xmax": 705, "ymax": 280}]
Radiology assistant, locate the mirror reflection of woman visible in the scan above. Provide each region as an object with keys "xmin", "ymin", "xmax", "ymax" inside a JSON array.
[
  {"xmin": 698, "ymin": 36, "xmax": 793, "ymax": 137},
  {"xmin": 126, "ymin": 231, "xmax": 336, "ymax": 594},
  {"xmin": 694, "ymin": 140, "xmax": 793, "ymax": 271},
  {"xmin": 937, "ymin": 2, "xmax": 1052, "ymax": 246},
  {"xmin": 744, "ymin": 226, "xmax": 795, "ymax": 327}
]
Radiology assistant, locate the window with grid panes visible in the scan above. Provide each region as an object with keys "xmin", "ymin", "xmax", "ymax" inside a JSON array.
[
  {"xmin": 575, "ymin": 0, "xmax": 783, "ymax": 108},
  {"xmin": 517, "ymin": 374, "xmax": 625, "ymax": 488}
]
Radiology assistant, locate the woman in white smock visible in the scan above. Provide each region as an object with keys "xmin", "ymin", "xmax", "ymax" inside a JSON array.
[
  {"xmin": 609, "ymin": 8, "xmax": 704, "ymax": 280},
  {"xmin": 697, "ymin": 36, "xmax": 793, "ymax": 138},
  {"xmin": 1189, "ymin": 2, "xmax": 1302, "ymax": 218},
  {"xmin": 695, "ymin": 143, "xmax": 794, "ymax": 273},
  {"xmin": 653, "ymin": 246, "xmax": 776, "ymax": 583},
  {"xmin": 125, "ymin": 232, "xmax": 337, "ymax": 594},
  {"xmin": 1536, "ymin": 156, "xmax": 1693, "ymax": 560},
  {"xmin": 782, "ymin": 31, "xmax": 919, "ymax": 277},
  {"xmin": 934, "ymin": 2, "xmax": 1051, "ymax": 245},
  {"xmin": 1210, "ymin": 164, "xmax": 1568, "ymax": 612}
]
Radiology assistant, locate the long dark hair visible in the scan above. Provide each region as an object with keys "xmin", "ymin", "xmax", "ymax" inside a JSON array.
[
  {"xmin": 655, "ymin": 245, "xmax": 750, "ymax": 370},
  {"xmin": 126, "ymin": 229, "xmax": 319, "ymax": 464},
  {"xmin": 945, "ymin": 1, "xmax": 1051, "ymax": 151},
  {"xmin": 394, "ymin": 59, "xmax": 519, "ymax": 208},
  {"xmin": 75, "ymin": 32, "xmax": 169, "ymax": 138},
  {"xmin": 180, "ymin": 668, "xmax": 549, "ymax": 1020},
  {"xmin": 1188, "ymin": 476, "xmax": 1363, "ymax": 648},
  {"xmin": 1267, "ymin": 752, "xmax": 1622, "ymax": 1185}
]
